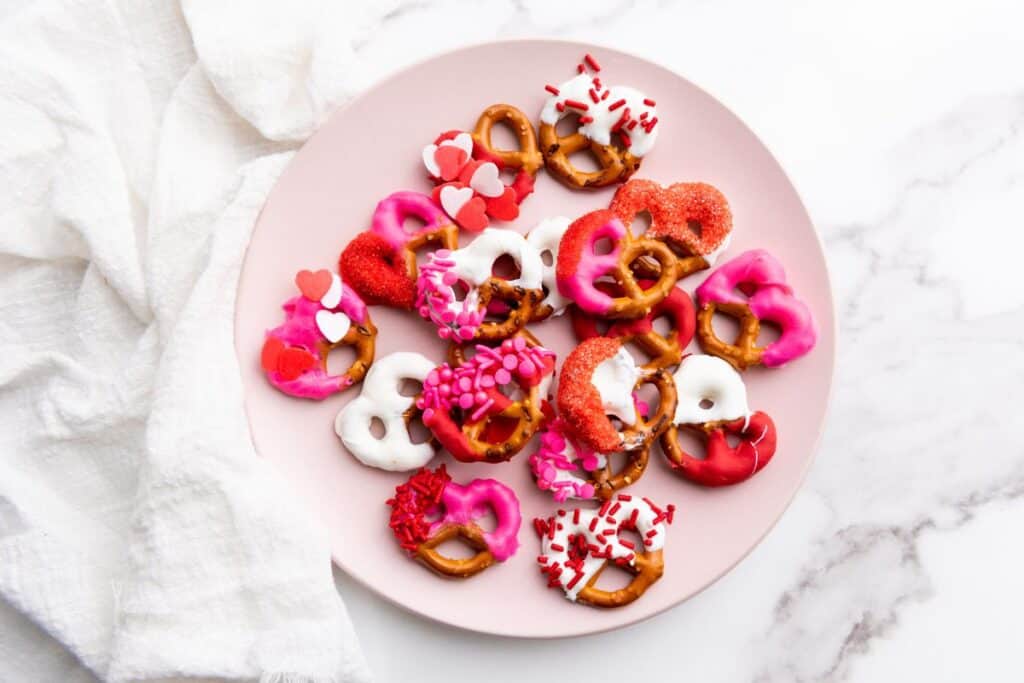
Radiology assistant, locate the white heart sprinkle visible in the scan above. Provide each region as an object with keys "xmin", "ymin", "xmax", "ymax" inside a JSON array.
[
  {"xmin": 316, "ymin": 310, "xmax": 350, "ymax": 343},
  {"xmin": 440, "ymin": 132, "xmax": 473, "ymax": 157},
  {"xmin": 469, "ymin": 161, "xmax": 504, "ymax": 198},
  {"xmin": 320, "ymin": 273, "xmax": 343, "ymax": 309},
  {"xmin": 421, "ymin": 144, "xmax": 440, "ymax": 177},
  {"xmin": 439, "ymin": 185, "xmax": 474, "ymax": 218}
]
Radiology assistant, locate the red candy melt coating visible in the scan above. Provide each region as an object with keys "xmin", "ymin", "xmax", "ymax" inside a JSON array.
[
  {"xmin": 386, "ymin": 465, "xmax": 451, "ymax": 554},
  {"xmin": 572, "ymin": 283, "xmax": 696, "ymax": 351},
  {"xmin": 610, "ymin": 180, "xmax": 732, "ymax": 257},
  {"xmin": 556, "ymin": 337, "xmax": 626, "ymax": 454},
  {"xmin": 670, "ymin": 411, "xmax": 778, "ymax": 486},
  {"xmin": 339, "ymin": 230, "xmax": 416, "ymax": 309}
]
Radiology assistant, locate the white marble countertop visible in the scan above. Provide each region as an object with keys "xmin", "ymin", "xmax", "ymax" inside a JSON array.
[{"xmin": 331, "ymin": 1, "xmax": 1024, "ymax": 681}]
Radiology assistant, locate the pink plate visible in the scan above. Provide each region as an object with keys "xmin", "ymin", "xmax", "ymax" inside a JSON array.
[{"xmin": 235, "ymin": 40, "xmax": 835, "ymax": 637}]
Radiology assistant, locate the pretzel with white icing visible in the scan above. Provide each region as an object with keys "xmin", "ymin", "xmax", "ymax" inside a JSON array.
[{"xmin": 335, "ymin": 352, "xmax": 436, "ymax": 471}]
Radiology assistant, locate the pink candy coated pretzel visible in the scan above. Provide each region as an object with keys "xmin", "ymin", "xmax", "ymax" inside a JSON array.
[
  {"xmin": 371, "ymin": 190, "xmax": 452, "ymax": 252},
  {"xmin": 261, "ymin": 271, "xmax": 375, "ymax": 400},
  {"xmin": 387, "ymin": 466, "xmax": 521, "ymax": 578},
  {"xmin": 695, "ymin": 249, "xmax": 816, "ymax": 368}
]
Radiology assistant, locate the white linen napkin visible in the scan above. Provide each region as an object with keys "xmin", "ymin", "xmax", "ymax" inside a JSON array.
[{"xmin": 0, "ymin": 1, "xmax": 397, "ymax": 680}]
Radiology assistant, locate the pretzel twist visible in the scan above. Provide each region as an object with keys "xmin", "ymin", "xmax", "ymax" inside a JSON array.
[
  {"xmin": 661, "ymin": 411, "xmax": 778, "ymax": 487},
  {"xmin": 472, "ymin": 104, "xmax": 543, "ymax": 177},
  {"xmin": 695, "ymin": 301, "xmax": 763, "ymax": 370},
  {"xmin": 539, "ymin": 125, "xmax": 638, "ymax": 189}
]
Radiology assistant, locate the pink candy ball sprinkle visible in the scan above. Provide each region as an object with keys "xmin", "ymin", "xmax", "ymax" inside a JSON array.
[
  {"xmin": 502, "ymin": 355, "xmax": 518, "ymax": 370},
  {"xmin": 458, "ymin": 377, "xmax": 472, "ymax": 392},
  {"xmin": 458, "ymin": 393, "xmax": 475, "ymax": 410},
  {"xmin": 495, "ymin": 368, "xmax": 512, "ymax": 385},
  {"xmin": 518, "ymin": 360, "xmax": 536, "ymax": 376},
  {"xmin": 475, "ymin": 391, "xmax": 488, "ymax": 404},
  {"xmin": 442, "ymin": 271, "xmax": 459, "ymax": 286},
  {"xmin": 480, "ymin": 375, "xmax": 496, "ymax": 388},
  {"xmin": 458, "ymin": 326, "xmax": 475, "ymax": 340},
  {"xmin": 513, "ymin": 337, "xmax": 527, "ymax": 351},
  {"xmin": 440, "ymin": 367, "xmax": 453, "ymax": 381}
]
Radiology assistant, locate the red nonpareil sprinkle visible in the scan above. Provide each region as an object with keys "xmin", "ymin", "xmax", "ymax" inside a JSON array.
[
  {"xmin": 624, "ymin": 552, "xmax": 635, "ymax": 563},
  {"xmin": 653, "ymin": 512, "xmax": 666, "ymax": 525},
  {"xmin": 550, "ymin": 543, "xmax": 565, "ymax": 552},
  {"xmin": 609, "ymin": 501, "xmax": 621, "ymax": 516},
  {"xmin": 666, "ymin": 504, "xmax": 676, "ymax": 524},
  {"xmin": 579, "ymin": 115, "xmax": 594, "ymax": 124},
  {"xmin": 537, "ymin": 555, "xmax": 548, "ymax": 563},
  {"xmin": 588, "ymin": 516, "xmax": 599, "ymax": 532},
  {"xmin": 556, "ymin": 523, "xmax": 564, "ymax": 531},
  {"xmin": 564, "ymin": 99, "xmax": 589, "ymax": 111},
  {"xmin": 639, "ymin": 111, "xmax": 649, "ymax": 120},
  {"xmin": 601, "ymin": 90, "xmax": 610, "ymax": 100},
  {"xmin": 629, "ymin": 508, "xmax": 639, "ymax": 525},
  {"xmin": 566, "ymin": 571, "xmax": 584, "ymax": 590},
  {"xmin": 644, "ymin": 538, "xmax": 653, "ymax": 546},
  {"xmin": 644, "ymin": 117, "xmax": 659, "ymax": 132},
  {"xmin": 601, "ymin": 527, "xmax": 616, "ymax": 536},
  {"xmin": 618, "ymin": 494, "xmax": 632, "ymax": 501},
  {"xmin": 589, "ymin": 88, "xmax": 599, "ymax": 103},
  {"xmin": 599, "ymin": 499, "xmax": 611, "ymax": 517},
  {"xmin": 644, "ymin": 98, "xmax": 656, "ymax": 106},
  {"xmin": 573, "ymin": 509, "xmax": 580, "ymax": 524},
  {"xmin": 584, "ymin": 53, "xmax": 601, "ymax": 72},
  {"xmin": 619, "ymin": 538, "xmax": 635, "ymax": 550},
  {"xmin": 557, "ymin": 509, "xmax": 566, "ymax": 517},
  {"xmin": 608, "ymin": 98, "xmax": 627, "ymax": 111},
  {"xmin": 594, "ymin": 77, "xmax": 602, "ymax": 88},
  {"xmin": 548, "ymin": 522, "xmax": 556, "ymax": 540},
  {"xmin": 577, "ymin": 63, "xmax": 586, "ymax": 74},
  {"xmin": 545, "ymin": 84, "xmax": 560, "ymax": 95},
  {"xmin": 556, "ymin": 102, "xmax": 565, "ymax": 112},
  {"xmin": 646, "ymin": 528, "xmax": 658, "ymax": 537},
  {"xmin": 627, "ymin": 120, "xmax": 638, "ymax": 130},
  {"xmin": 643, "ymin": 497, "xmax": 662, "ymax": 514}
]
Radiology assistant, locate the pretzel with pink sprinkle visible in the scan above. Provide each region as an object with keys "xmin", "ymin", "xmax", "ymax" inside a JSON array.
[
  {"xmin": 415, "ymin": 228, "xmax": 544, "ymax": 342},
  {"xmin": 417, "ymin": 336, "xmax": 556, "ymax": 463}
]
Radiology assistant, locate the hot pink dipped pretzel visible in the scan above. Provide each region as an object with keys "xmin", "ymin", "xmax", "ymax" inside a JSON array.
[
  {"xmin": 341, "ymin": 191, "xmax": 458, "ymax": 309},
  {"xmin": 417, "ymin": 336, "xmax": 556, "ymax": 463},
  {"xmin": 556, "ymin": 209, "xmax": 681, "ymax": 319},
  {"xmin": 387, "ymin": 465, "xmax": 521, "ymax": 578},
  {"xmin": 529, "ymin": 418, "xmax": 603, "ymax": 502},
  {"xmin": 694, "ymin": 249, "xmax": 817, "ymax": 369},
  {"xmin": 260, "ymin": 269, "xmax": 376, "ymax": 400}
]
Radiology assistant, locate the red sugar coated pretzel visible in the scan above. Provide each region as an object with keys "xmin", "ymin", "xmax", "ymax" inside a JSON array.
[
  {"xmin": 556, "ymin": 337, "xmax": 676, "ymax": 454},
  {"xmin": 339, "ymin": 231, "xmax": 417, "ymax": 308},
  {"xmin": 571, "ymin": 282, "xmax": 696, "ymax": 370},
  {"xmin": 610, "ymin": 179, "xmax": 733, "ymax": 272},
  {"xmin": 661, "ymin": 411, "xmax": 778, "ymax": 487}
]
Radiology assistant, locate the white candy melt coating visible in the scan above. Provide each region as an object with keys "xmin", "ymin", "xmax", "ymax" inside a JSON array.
[
  {"xmin": 541, "ymin": 496, "xmax": 668, "ymax": 601},
  {"xmin": 448, "ymin": 228, "xmax": 544, "ymax": 290},
  {"xmin": 671, "ymin": 355, "xmax": 750, "ymax": 425},
  {"xmin": 320, "ymin": 272, "xmax": 343, "ymax": 309},
  {"xmin": 526, "ymin": 216, "xmax": 572, "ymax": 316},
  {"xmin": 592, "ymin": 347, "xmax": 641, "ymax": 426},
  {"xmin": 335, "ymin": 352, "xmax": 436, "ymax": 471},
  {"xmin": 539, "ymin": 74, "xmax": 659, "ymax": 157}
]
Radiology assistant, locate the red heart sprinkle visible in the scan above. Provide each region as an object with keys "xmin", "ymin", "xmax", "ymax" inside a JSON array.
[
  {"xmin": 456, "ymin": 158, "xmax": 486, "ymax": 185},
  {"xmin": 434, "ymin": 145, "xmax": 468, "ymax": 181},
  {"xmin": 295, "ymin": 269, "xmax": 332, "ymax": 301},
  {"xmin": 260, "ymin": 337, "xmax": 284, "ymax": 372},
  {"xmin": 276, "ymin": 347, "xmax": 316, "ymax": 381},
  {"xmin": 455, "ymin": 196, "xmax": 489, "ymax": 232},
  {"xmin": 485, "ymin": 186, "xmax": 519, "ymax": 221}
]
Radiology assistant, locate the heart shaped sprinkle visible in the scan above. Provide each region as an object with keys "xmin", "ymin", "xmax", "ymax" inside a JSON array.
[
  {"xmin": 295, "ymin": 269, "xmax": 333, "ymax": 301},
  {"xmin": 455, "ymin": 196, "xmax": 489, "ymax": 232},
  {"xmin": 469, "ymin": 161, "xmax": 504, "ymax": 198},
  {"xmin": 421, "ymin": 144, "xmax": 441, "ymax": 177},
  {"xmin": 315, "ymin": 309, "xmax": 351, "ymax": 343},
  {"xmin": 484, "ymin": 186, "xmax": 519, "ymax": 221},
  {"xmin": 320, "ymin": 273, "xmax": 343, "ymax": 309},
  {"xmin": 276, "ymin": 347, "xmax": 316, "ymax": 381},
  {"xmin": 434, "ymin": 145, "xmax": 468, "ymax": 181},
  {"xmin": 439, "ymin": 184, "xmax": 475, "ymax": 218}
]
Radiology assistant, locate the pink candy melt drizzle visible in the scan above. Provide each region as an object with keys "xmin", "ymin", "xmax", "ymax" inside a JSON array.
[
  {"xmin": 430, "ymin": 479, "xmax": 522, "ymax": 561},
  {"xmin": 695, "ymin": 249, "xmax": 817, "ymax": 367},
  {"xmin": 371, "ymin": 191, "xmax": 450, "ymax": 252},
  {"xmin": 556, "ymin": 216, "xmax": 626, "ymax": 315},
  {"xmin": 415, "ymin": 249, "xmax": 486, "ymax": 340}
]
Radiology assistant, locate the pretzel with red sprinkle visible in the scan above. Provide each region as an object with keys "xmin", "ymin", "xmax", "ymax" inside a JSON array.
[
  {"xmin": 535, "ymin": 494, "xmax": 673, "ymax": 607},
  {"xmin": 610, "ymin": 179, "xmax": 733, "ymax": 274},
  {"xmin": 340, "ymin": 191, "xmax": 458, "ymax": 309},
  {"xmin": 387, "ymin": 466, "xmax": 521, "ymax": 578},
  {"xmin": 556, "ymin": 337, "xmax": 676, "ymax": 454},
  {"xmin": 418, "ymin": 336, "xmax": 556, "ymax": 463}
]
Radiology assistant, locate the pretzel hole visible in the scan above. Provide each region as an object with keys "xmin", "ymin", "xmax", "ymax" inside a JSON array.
[
  {"xmin": 490, "ymin": 121, "xmax": 519, "ymax": 151},
  {"xmin": 369, "ymin": 417, "xmax": 386, "ymax": 439},
  {"xmin": 687, "ymin": 219, "xmax": 703, "ymax": 238},
  {"xmin": 569, "ymin": 148, "xmax": 604, "ymax": 173},
  {"xmin": 593, "ymin": 238, "xmax": 614, "ymax": 255},
  {"xmin": 499, "ymin": 167, "xmax": 517, "ymax": 185},
  {"xmin": 479, "ymin": 415, "xmax": 519, "ymax": 444},
  {"xmin": 399, "ymin": 378, "xmax": 423, "ymax": 397},
  {"xmin": 698, "ymin": 398, "xmax": 715, "ymax": 410},
  {"xmin": 710, "ymin": 311, "xmax": 741, "ymax": 341},
  {"xmin": 592, "ymin": 561, "xmax": 637, "ymax": 591},
  {"xmin": 673, "ymin": 429, "xmax": 708, "ymax": 460},
  {"xmin": 434, "ymin": 537, "xmax": 479, "ymax": 560},
  {"xmin": 617, "ymin": 526, "xmax": 644, "ymax": 551},
  {"xmin": 325, "ymin": 345, "xmax": 356, "ymax": 376},
  {"xmin": 630, "ymin": 211, "xmax": 653, "ymax": 235},
  {"xmin": 724, "ymin": 431, "xmax": 744, "ymax": 448},
  {"xmin": 491, "ymin": 254, "xmax": 521, "ymax": 279},
  {"xmin": 540, "ymin": 249, "xmax": 554, "ymax": 267},
  {"xmin": 622, "ymin": 341, "xmax": 654, "ymax": 368},
  {"xmin": 604, "ymin": 450, "xmax": 629, "ymax": 477},
  {"xmin": 407, "ymin": 415, "xmax": 432, "ymax": 445},
  {"xmin": 496, "ymin": 382, "xmax": 525, "ymax": 402},
  {"xmin": 755, "ymin": 321, "xmax": 781, "ymax": 348},
  {"xmin": 635, "ymin": 381, "xmax": 662, "ymax": 419},
  {"xmin": 555, "ymin": 115, "xmax": 581, "ymax": 137},
  {"xmin": 652, "ymin": 315, "xmax": 673, "ymax": 337},
  {"xmin": 451, "ymin": 280, "xmax": 471, "ymax": 302},
  {"xmin": 402, "ymin": 215, "xmax": 428, "ymax": 235},
  {"xmin": 473, "ymin": 509, "xmax": 497, "ymax": 533}
]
